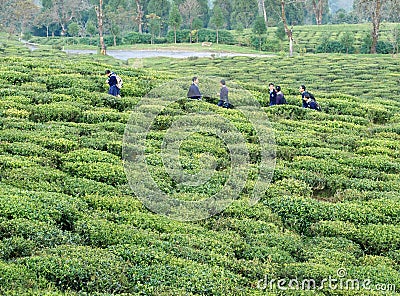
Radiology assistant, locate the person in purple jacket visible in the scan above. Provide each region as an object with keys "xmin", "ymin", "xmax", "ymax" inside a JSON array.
[
  {"xmin": 275, "ymin": 85, "xmax": 286, "ymax": 105},
  {"xmin": 217, "ymin": 79, "xmax": 229, "ymax": 107}
]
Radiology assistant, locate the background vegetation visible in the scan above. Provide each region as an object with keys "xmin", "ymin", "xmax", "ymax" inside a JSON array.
[{"xmin": 1, "ymin": 0, "xmax": 400, "ymax": 55}]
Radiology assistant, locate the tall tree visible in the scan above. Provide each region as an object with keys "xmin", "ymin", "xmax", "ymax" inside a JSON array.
[
  {"xmin": 384, "ymin": 0, "xmax": 400, "ymax": 22},
  {"xmin": 192, "ymin": 17, "xmax": 203, "ymax": 42},
  {"xmin": 51, "ymin": 0, "xmax": 90, "ymax": 36},
  {"xmin": 280, "ymin": 0, "xmax": 306, "ymax": 56},
  {"xmin": 34, "ymin": 7, "xmax": 58, "ymax": 37},
  {"xmin": 213, "ymin": 0, "xmax": 233, "ymax": 29},
  {"xmin": 169, "ymin": 1, "xmax": 182, "ymax": 43},
  {"xmin": 311, "ymin": 0, "xmax": 324, "ymax": 25},
  {"xmin": 104, "ymin": 4, "xmax": 130, "ymax": 46},
  {"xmin": 231, "ymin": 0, "xmax": 258, "ymax": 29},
  {"xmin": 0, "ymin": 0, "xmax": 40, "ymax": 37},
  {"xmin": 179, "ymin": 0, "xmax": 202, "ymax": 43},
  {"xmin": 95, "ymin": 0, "xmax": 106, "ymax": 54},
  {"xmin": 106, "ymin": 12, "xmax": 121, "ymax": 46},
  {"xmin": 388, "ymin": 26, "xmax": 400, "ymax": 55},
  {"xmin": 253, "ymin": 15, "xmax": 267, "ymax": 50},
  {"xmin": 209, "ymin": 5, "xmax": 224, "ymax": 44},
  {"xmin": 197, "ymin": 0, "xmax": 210, "ymax": 27},
  {"xmin": 355, "ymin": 0, "xmax": 380, "ymax": 54},
  {"xmin": 34, "ymin": 0, "xmax": 60, "ymax": 37},
  {"xmin": 258, "ymin": 0, "xmax": 268, "ymax": 27},
  {"xmin": 146, "ymin": 13, "xmax": 161, "ymax": 44},
  {"xmin": 135, "ymin": 0, "xmax": 144, "ymax": 33},
  {"xmin": 355, "ymin": 0, "xmax": 400, "ymax": 53},
  {"xmin": 147, "ymin": 0, "xmax": 171, "ymax": 36}
]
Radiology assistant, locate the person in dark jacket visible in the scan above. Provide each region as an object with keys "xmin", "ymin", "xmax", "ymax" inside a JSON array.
[
  {"xmin": 217, "ymin": 79, "xmax": 230, "ymax": 108},
  {"xmin": 303, "ymin": 93, "xmax": 321, "ymax": 111},
  {"xmin": 105, "ymin": 69, "xmax": 120, "ymax": 97},
  {"xmin": 187, "ymin": 76, "xmax": 202, "ymax": 100},
  {"xmin": 275, "ymin": 85, "xmax": 286, "ymax": 105},
  {"xmin": 299, "ymin": 84, "xmax": 311, "ymax": 108},
  {"xmin": 269, "ymin": 83, "xmax": 277, "ymax": 106}
]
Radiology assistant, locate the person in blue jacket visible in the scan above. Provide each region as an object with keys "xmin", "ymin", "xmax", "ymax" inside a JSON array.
[
  {"xmin": 300, "ymin": 84, "xmax": 312, "ymax": 108},
  {"xmin": 105, "ymin": 69, "xmax": 120, "ymax": 97},
  {"xmin": 269, "ymin": 83, "xmax": 277, "ymax": 106}
]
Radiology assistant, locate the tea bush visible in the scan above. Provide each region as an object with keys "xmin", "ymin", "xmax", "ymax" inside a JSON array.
[
  {"xmin": 62, "ymin": 161, "xmax": 126, "ymax": 186},
  {"xmin": 0, "ymin": 261, "xmax": 48, "ymax": 293},
  {"xmin": 312, "ymin": 221, "xmax": 400, "ymax": 255},
  {"xmin": 21, "ymin": 245, "xmax": 130, "ymax": 293},
  {"xmin": 0, "ymin": 187, "xmax": 86, "ymax": 228},
  {"xmin": 29, "ymin": 102, "xmax": 83, "ymax": 122}
]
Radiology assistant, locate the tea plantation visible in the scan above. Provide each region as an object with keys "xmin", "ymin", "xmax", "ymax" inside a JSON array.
[{"xmin": 1, "ymin": 36, "xmax": 400, "ymax": 295}]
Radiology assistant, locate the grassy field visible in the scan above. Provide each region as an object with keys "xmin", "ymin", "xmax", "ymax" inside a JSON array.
[{"xmin": 0, "ymin": 34, "xmax": 400, "ymax": 295}]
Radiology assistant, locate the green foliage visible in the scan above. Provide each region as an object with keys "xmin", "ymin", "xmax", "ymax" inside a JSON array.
[
  {"xmin": 275, "ymin": 25, "xmax": 287, "ymax": 41},
  {"xmin": 209, "ymin": 5, "xmax": 224, "ymax": 31},
  {"xmin": 67, "ymin": 22, "xmax": 80, "ymax": 38},
  {"xmin": 168, "ymin": 1, "xmax": 182, "ymax": 38},
  {"xmin": 22, "ymin": 245, "xmax": 129, "ymax": 293},
  {"xmin": 312, "ymin": 221, "xmax": 400, "ymax": 254},
  {"xmin": 61, "ymin": 161, "xmax": 126, "ymax": 186},
  {"xmin": 0, "ymin": 187, "xmax": 86, "ymax": 230},
  {"xmin": 250, "ymin": 36, "xmax": 266, "ymax": 51},
  {"xmin": 360, "ymin": 33, "xmax": 393, "ymax": 54},
  {"xmin": 316, "ymin": 39, "xmax": 347, "ymax": 53},
  {"xmin": 340, "ymin": 31, "xmax": 356, "ymax": 53},
  {"xmin": 253, "ymin": 16, "xmax": 267, "ymax": 36},
  {"xmin": 29, "ymin": 102, "xmax": 83, "ymax": 123},
  {"xmin": 197, "ymin": 29, "xmax": 236, "ymax": 44},
  {"xmin": 166, "ymin": 29, "xmax": 191, "ymax": 43},
  {"xmin": 123, "ymin": 32, "xmax": 152, "ymax": 44},
  {"xmin": 0, "ymin": 261, "xmax": 48, "ymax": 293},
  {"xmin": 1, "ymin": 36, "xmax": 400, "ymax": 295}
]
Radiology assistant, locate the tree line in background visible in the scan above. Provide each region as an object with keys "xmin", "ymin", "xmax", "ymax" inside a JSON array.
[{"xmin": 0, "ymin": 0, "xmax": 399, "ymax": 54}]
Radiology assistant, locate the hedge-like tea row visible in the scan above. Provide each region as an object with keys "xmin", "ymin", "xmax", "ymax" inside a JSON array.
[{"xmin": 266, "ymin": 195, "xmax": 400, "ymax": 234}]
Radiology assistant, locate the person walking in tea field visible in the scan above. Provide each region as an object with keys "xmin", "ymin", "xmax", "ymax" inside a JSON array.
[
  {"xmin": 105, "ymin": 69, "xmax": 121, "ymax": 97},
  {"xmin": 275, "ymin": 85, "xmax": 286, "ymax": 105},
  {"xmin": 299, "ymin": 84, "xmax": 315, "ymax": 108},
  {"xmin": 217, "ymin": 79, "xmax": 233, "ymax": 108},
  {"xmin": 269, "ymin": 83, "xmax": 277, "ymax": 106},
  {"xmin": 187, "ymin": 76, "xmax": 202, "ymax": 100},
  {"xmin": 300, "ymin": 85, "xmax": 321, "ymax": 111},
  {"xmin": 303, "ymin": 92, "xmax": 322, "ymax": 111}
]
